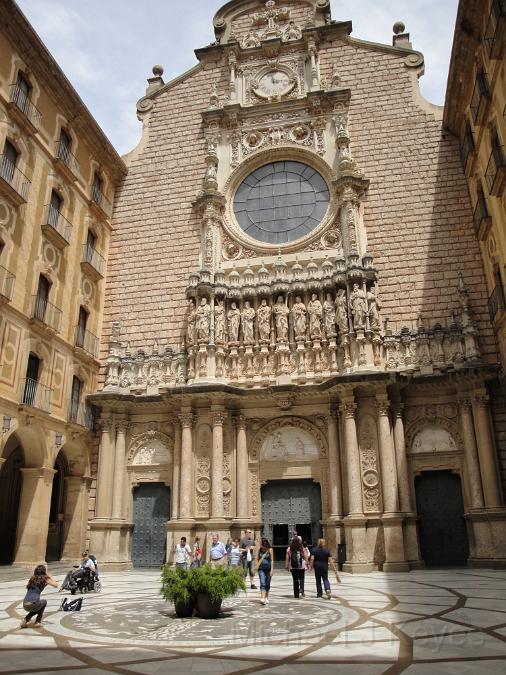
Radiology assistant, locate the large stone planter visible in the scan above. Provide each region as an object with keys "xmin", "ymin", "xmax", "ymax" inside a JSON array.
[
  {"xmin": 195, "ymin": 593, "xmax": 222, "ymax": 619},
  {"xmin": 174, "ymin": 597, "xmax": 195, "ymax": 618}
]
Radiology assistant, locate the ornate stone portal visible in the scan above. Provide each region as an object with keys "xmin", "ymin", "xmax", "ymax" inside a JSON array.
[{"xmin": 91, "ymin": 0, "xmax": 506, "ymax": 572}]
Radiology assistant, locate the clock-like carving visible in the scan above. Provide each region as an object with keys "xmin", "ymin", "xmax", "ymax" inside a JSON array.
[{"xmin": 253, "ymin": 69, "xmax": 295, "ymax": 100}]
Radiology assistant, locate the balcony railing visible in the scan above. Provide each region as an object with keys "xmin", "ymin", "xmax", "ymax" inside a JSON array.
[
  {"xmin": 90, "ymin": 184, "xmax": 113, "ymax": 219},
  {"xmin": 488, "ymin": 284, "xmax": 506, "ymax": 324},
  {"xmin": 75, "ymin": 325, "xmax": 99, "ymax": 358},
  {"xmin": 81, "ymin": 244, "xmax": 105, "ymax": 280},
  {"xmin": 21, "ymin": 378, "xmax": 52, "ymax": 413},
  {"xmin": 485, "ymin": 143, "xmax": 506, "ymax": 196},
  {"xmin": 0, "ymin": 154, "xmax": 30, "ymax": 203},
  {"xmin": 54, "ymin": 140, "xmax": 80, "ymax": 180},
  {"xmin": 0, "ymin": 265, "xmax": 15, "ymax": 301},
  {"xmin": 473, "ymin": 191, "xmax": 492, "ymax": 238},
  {"xmin": 31, "ymin": 295, "xmax": 62, "ymax": 332},
  {"xmin": 42, "ymin": 204, "xmax": 72, "ymax": 247},
  {"xmin": 470, "ymin": 71, "xmax": 490, "ymax": 126},
  {"xmin": 9, "ymin": 84, "xmax": 42, "ymax": 131},
  {"xmin": 68, "ymin": 400, "xmax": 94, "ymax": 429},
  {"xmin": 484, "ymin": 0, "xmax": 506, "ymax": 59}
]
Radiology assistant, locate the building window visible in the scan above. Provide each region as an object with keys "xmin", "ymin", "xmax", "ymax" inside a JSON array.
[
  {"xmin": 34, "ymin": 274, "xmax": 51, "ymax": 322},
  {"xmin": 470, "ymin": 69, "xmax": 490, "ymax": 125},
  {"xmin": 86, "ymin": 229, "xmax": 97, "ymax": 262},
  {"xmin": 22, "ymin": 352, "xmax": 40, "ymax": 406},
  {"xmin": 69, "ymin": 376, "xmax": 82, "ymax": 424},
  {"xmin": 58, "ymin": 128, "xmax": 72, "ymax": 164},
  {"xmin": 12, "ymin": 72, "xmax": 31, "ymax": 114},
  {"xmin": 1, "ymin": 139, "xmax": 18, "ymax": 184},
  {"xmin": 488, "ymin": 265, "xmax": 506, "ymax": 323},
  {"xmin": 484, "ymin": 0, "xmax": 506, "ymax": 59},
  {"xmin": 48, "ymin": 189, "xmax": 62, "ymax": 229},
  {"xmin": 473, "ymin": 184, "xmax": 491, "ymax": 237},
  {"xmin": 460, "ymin": 126, "xmax": 476, "ymax": 174},
  {"xmin": 486, "ymin": 131, "xmax": 506, "ymax": 195},
  {"xmin": 76, "ymin": 306, "xmax": 88, "ymax": 348},
  {"xmin": 92, "ymin": 172, "xmax": 103, "ymax": 203}
]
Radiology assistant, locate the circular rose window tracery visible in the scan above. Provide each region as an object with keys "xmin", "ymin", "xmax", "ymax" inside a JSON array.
[{"xmin": 233, "ymin": 160, "xmax": 330, "ymax": 245}]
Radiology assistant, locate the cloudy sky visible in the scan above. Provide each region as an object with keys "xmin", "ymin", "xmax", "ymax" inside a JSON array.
[{"xmin": 17, "ymin": 0, "xmax": 458, "ymax": 156}]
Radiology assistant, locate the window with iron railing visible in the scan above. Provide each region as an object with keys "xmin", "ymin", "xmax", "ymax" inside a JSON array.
[
  {"xmin": 485, "ymin": 133, "xmax": 506, "ymax": 194},
  {"xmin": 460, "ymin": 127, "xmax": 476, "ymax": 173},
  {"xmin": 470, "ymin": 70, "xmax": 490, "ymax": 125},
  {"xmin": 9, "ymin": 74, "xmax": 42, "ymax": 130},
  {"xmin": 473, "ymin": 186, "xmax": 491, "ymax": 235},
  {"xmin": 484, "ymin": 0, "xmax": 506, "ymax": 59},
  {"xmin": 488, "ymin": 282, "xmax": 506, "ymax": 323}
]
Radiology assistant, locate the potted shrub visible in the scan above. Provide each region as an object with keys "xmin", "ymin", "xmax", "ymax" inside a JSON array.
[
  {"xmin": 161, "ymin": 565, "xmax": 196, "ymax": 618},
  {"xmin": 192, "ymin": 564, "xmax": 246, "ymax": 619}
]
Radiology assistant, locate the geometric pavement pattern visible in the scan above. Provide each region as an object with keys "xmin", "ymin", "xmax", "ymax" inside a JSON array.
[{"xmin": 1, "ymin": 568, "xmax": 506, "ymax": 674}]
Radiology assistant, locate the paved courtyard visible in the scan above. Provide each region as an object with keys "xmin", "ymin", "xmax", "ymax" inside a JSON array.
[{"xmin": 0, "ymin": 567, "xmax": 506, "ymax": 674}]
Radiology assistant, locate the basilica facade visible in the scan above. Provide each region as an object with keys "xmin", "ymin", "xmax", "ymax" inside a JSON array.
[{"xmin": 2, "ymin": 0, "xmax": 506, "ymax": 572}]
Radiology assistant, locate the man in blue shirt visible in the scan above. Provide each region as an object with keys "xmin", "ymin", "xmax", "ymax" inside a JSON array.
[{"xmin": 209, "ymin": 533, "xmax": 227, "ymax": 567}]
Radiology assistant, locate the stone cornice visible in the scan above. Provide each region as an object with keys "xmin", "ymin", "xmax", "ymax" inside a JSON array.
[{"xmin": 0, "ymin": 0, "xmax": 127, "ymax": 180}]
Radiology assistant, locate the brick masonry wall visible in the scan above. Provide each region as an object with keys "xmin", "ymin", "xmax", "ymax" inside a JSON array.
[{"xmin": 101, "ymin": 32, "xmax": 499, "ymax": 368}]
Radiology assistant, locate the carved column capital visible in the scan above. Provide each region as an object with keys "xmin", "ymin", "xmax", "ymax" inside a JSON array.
[
  {"xmin": 375, "ymin": 396, "xmax": 390, "ymax": 417},
  {"xmin": 98, "ymin": 416, "xmax": 113, "ymax": 432},
  {"xmin": 233, "ymin": 413, "xmax": 248, "ymax": 431},
  {"xmin": 458, "ymin": 398, "xmax": 473, "ymax": 413},
  {"xmin": 472, "ymin": 392, "xmax": 489, "ymax": 409},
  {"xmin": 211, "ymin": 411, "xmax": 227, "ymax": 427},
  {"xmin": 116, "ymin": 419, "xmax": 130, "ymax": 434},
  {"xmin": 179, "ymin": 412, "xmax": 195, "ymax": 428},
  {"xmin": 339, "ymin": 401, "xmax": 357, "ymax": 419}
]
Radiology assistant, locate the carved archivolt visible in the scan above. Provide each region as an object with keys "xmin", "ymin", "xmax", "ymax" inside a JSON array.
[
  {"xmin": 127, "ymin": 431, "xmax": 173, "ymax": 466},
  {"xmin": 405, "ymin": 413, "xmax": 462, "ymax": 454},
  {"xmin": 251, "ymin": 416, "xmax": 327, "ymax": 461}
]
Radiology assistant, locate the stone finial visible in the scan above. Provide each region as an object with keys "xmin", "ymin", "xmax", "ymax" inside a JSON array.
[
  {"xmin": 146, "ymin": 64, "xmax": 165, "ymax": 95},
  {"xmin": 392, "ymin": 21, "xmax": 412, "ymax": 48}
]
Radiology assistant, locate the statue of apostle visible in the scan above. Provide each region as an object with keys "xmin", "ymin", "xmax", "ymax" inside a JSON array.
[
  {"xmin": 335, "ymin": 289, "xmax": 349, "ymax": 335},
  {"xmin": 273, "ymin": 296, "xmax": 290, "ymax": 343},
  {"xmin": 241, "ymin": 300, "xmax": 256, "ymax": 344},
  {"xmin": 214, "ymin": 300, "xmax": 226, "ymax": 345},
  {"xmin": 257, "ymin": 298, "xmax": 272, "ymax": 342},
  {"xmin": 349, "ymin": 283, "xmax": 367, "ymax": 331},
  {"xmin": 307, "ymin": 293, "xmax": 323, "ymax": 340},
  {"xmin": 186, "ymin": 299, "xmax": 197, "ymax": 346},
  {"xmin": 323, "ymin": 293, "xmax": 336, "ymax": 338},
  {"xmin": 227, "ymin": 301, "xmax": 241, "ymax": 343},
  {"xmin": 196, "ymin": 297, "xmax": 211, "ymax": 343},
  {"xmin": 292, "ymin": 296, "xmax": 307, "ymax": 340}
]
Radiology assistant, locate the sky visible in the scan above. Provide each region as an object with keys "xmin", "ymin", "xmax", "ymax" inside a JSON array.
[{"xmin": 16, "ymin": 0, "xmax": 459, "ymax": 157}]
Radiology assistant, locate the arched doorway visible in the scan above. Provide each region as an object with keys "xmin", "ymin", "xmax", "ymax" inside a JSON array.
[
  {"xmin": 46, "ymin": 451, "xmax": 68, "ymax": 561},
  {"xmin": 415, "ymin": 470, "xmax": 469, "ymax": 566},
  {"xmin": 261, "ymin": 479, "xmax": 322, "ymax": 562},
  {"xmin": 0, "ymin": 440, "xmax": 24, "ymax": 564}
]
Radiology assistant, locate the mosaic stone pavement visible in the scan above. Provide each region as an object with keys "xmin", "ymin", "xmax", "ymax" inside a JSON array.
[{"xmin": 1, "ymin": 567, "xmax": 506, "ymax": 674}]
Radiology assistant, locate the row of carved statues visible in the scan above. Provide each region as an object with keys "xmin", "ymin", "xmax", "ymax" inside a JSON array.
[{"xmin": 186, "ymin": 285, "xmax": 382, "ymax": 347}]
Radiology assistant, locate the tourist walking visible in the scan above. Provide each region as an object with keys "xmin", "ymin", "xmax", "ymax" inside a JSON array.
[
  {"xmin": 209, "ymin": 533, "xmax": 227, "ymax": 567},
  {"xmin": 20, "ymin": 565, "xmax": 58, "ymax": 628},
  {"xmin": 286, "ymin": 536, "xmax": 309, "ymax": 599},
  {"xmin": 256, "ymin": 538, "xmax": 274, "ymax": 605},
  {"xmin": 228, "ymin": 538, "xmax": 242, "ymax": 567},
  {"xmin": 174, "ymin": 537, "xmax": 192, "ymax": 570},
  {"xmin": 240, "ymin": 529, "xmax": 257, "ymax": 589},
  {"xmin": 192, "ymin": 537, "xmax": 203, "ymax": 568},
  {"xmin": 310, "ymin": 538, "xmax": 337, "ymax": 599}
]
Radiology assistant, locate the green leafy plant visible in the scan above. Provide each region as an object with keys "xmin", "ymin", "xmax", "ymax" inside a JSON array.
[
  {"xmin": 161, "ymin": 564, "xmax": 246, "ymax": 606},
  {"xmin": 160, "ymin": 564, "xmax": 195, "ymax": 605},
  {"xmin": 190, "ymin": 564, "xmax": 246, "ymax": 603}
]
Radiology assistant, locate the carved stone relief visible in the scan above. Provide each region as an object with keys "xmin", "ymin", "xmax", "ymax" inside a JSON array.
[
  {"xmin": 357, "ymin": 413, "xmax": 381, "ymax": 513},
  {"xmin": 411, "ymin": 426, "xmax": 457, "ymax": 454},
  {"xmin": 127, "ymin": 431, "xmax": 173, "ymax": 466},
  {"xmin": 252, "ymin": 417, "xmax": 327, "ymax": 461}
]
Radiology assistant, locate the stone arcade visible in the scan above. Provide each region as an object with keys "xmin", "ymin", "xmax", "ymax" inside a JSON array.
[{"xmin": 87, "ymin": 0, "xmax": 506, "ymax": 571}]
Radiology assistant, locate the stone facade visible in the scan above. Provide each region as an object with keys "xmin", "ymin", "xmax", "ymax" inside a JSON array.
[{"xmin": 90, "ymin": 0, "xmax": 506, "ymax": 571}]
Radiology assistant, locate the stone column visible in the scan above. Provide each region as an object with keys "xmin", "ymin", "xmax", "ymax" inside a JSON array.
[
  {"xmin": 391, "ymin": 400, "xmax": 412, "ymax": 513},
  {"xmin": 376, "ymin": 393, "xmax": 407, "ymax": 571},
  {"xmin": 340, "ymin": 397, "xmax": 362, "ymax": 516},
  {"xmin": 178, "ymin": 411, "xmax": 194, "ymax": 520},
  {"xmin": 112, "ymin": 420, "xmax": 128, "ymax": 520},
  {"xmin": 61, "ymin": 476, "xmax": 91, "ymax": 561},
  {"xmin": 327, "ymin": 410, "xmax": 343, "ymax": 517},
  {"xmin": 376, "ymin": 395, "xmax": 399, "ymax": 514},
  {"xmin": 472, "ymin": 393, "xmax": 503, "ymax": 509},
  {"xmin": 14, "ymin": 467, "xmax": 56, "ymax": 564},
  {"xmin": 95, "ymin": 416, "xmax": 115, "ymax": 519},
  {"xmin": 459, "ymin": 399, "xmax": 485, "ymax": 510},
  {"xmin": 236, "ymin": 414, "xmax": 249, "ymax": 520},
  {"xmin": 171, "ymin": 420, "xmax": 181, "ymax": 520},
  {"xmin": 211, "ymin": 409, "xmax": 226, "ymax": 519}
]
